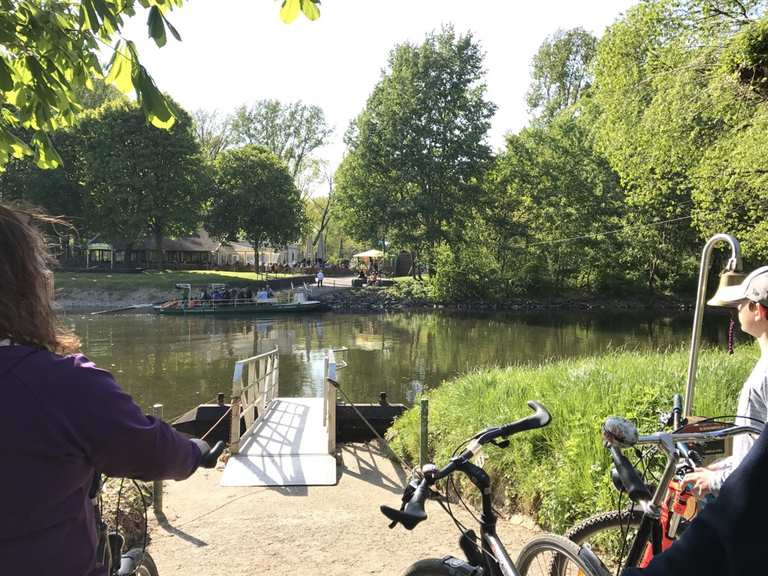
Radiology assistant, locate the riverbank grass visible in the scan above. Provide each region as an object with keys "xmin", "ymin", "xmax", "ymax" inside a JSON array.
[
  {"xmin": 54, "ymin": 270, "xmax": 297, "ymax": 294},
  {"xmin": 388, "ymin": 346, "xmax": 757, "ymax": 532}
]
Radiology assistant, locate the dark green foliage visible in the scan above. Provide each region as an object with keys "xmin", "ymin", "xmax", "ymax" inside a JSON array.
[
  {"xmin": 73, "ymin": 101, "xmax": 208, "ymax": 252},
  {"xmin": 335, "ymin": 26, "xmax": 496, "ymax": 271},
  {"xmin": 0, "ymin": 100, "xmax": 209, "ymax": 256},
  {"xmin": 207, "ymin": 145, "xmax": 308, "ymax": 269},
  {"xmin": 488, "ymin": 110, "xmax": 624, "ymax": 294},
  {"xmin": 721, "ymin": 15, "xmax": 768, "ymax": 97}
]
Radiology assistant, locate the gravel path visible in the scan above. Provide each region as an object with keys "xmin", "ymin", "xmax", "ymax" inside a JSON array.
[{"xmin": 148, "ymin": 441, "xmax": 540, "ymax": 575}]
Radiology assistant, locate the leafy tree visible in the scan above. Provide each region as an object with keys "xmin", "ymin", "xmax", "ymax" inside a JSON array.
[
  {"xmin": 192, "ymin": 109, "xmax": 235, "ymax": 162},
  {"xmin": 74, "ymin": 78, "xmax": 127, "ymax": 111},
  {"xmin": 490, "ymin": 109, "xmax": 624, "ymax": 292},
  {"xmin": 693, "ymin": 105, "xmax": 768, "ymax": 257},
  {"xmin": 335, "ymin": 26, "xmax": 497, "ymax": 271},
  {"xmin": 74, "ymin": 100, "xmax": 209, "ymax": 263},
  {"xmin": 0, "ymin": 0, "xmax": 320, "ymax": 170},
  {"xmin": 207, "ymin": 145, "xmax": 308, "ymax": 270},
  {"xmin": 229, "ymin": 99, "xmax": 332, "ymax": 193},
  {"xmin": 526, "ymin": 28, "xmax": 597, "ymax": 121},
  {"xmin": 589, "ymin": 0, "xmax": 767, "ymax": 289}
]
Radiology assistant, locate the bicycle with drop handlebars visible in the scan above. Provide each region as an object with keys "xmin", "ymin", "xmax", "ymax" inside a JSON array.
[{"xmin": 380, "ymin": 401, "xmax": 610, "ymax": 576}]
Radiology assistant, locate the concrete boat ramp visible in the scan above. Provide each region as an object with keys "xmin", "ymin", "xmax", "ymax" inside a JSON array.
[
  {"xmin": 219, "ymin": 348, "xmax": 341, "ymax": 487},
  {"xmin": 221, "ymin": 397, "xmax": 337, "ymax": 486}
]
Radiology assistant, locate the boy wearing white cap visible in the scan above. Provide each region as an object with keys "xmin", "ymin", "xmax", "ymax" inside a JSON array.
[{"xmin": 683, "ymin": 266, "xmax": 768, "ymax": 496}]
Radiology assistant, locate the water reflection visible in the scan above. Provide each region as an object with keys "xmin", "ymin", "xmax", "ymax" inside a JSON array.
[{"xmin": 64, "ymin": 309, "xmax": 740, "ymax": 418}]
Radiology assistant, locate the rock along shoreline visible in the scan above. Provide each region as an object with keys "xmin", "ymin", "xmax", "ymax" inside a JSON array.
[{"xmin": 320, "ymin": 286, "xmax": 695, "ymax": 314}]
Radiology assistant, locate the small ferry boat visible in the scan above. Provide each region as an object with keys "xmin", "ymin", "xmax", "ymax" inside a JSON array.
[{"xmin": 154, "ymin": 283, "xmax": 322, "ymax": 315}]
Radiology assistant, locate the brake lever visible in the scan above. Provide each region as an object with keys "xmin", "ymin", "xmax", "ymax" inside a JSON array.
[
  {"xmin": 489, "ymin": 438, "xmax": 510, "ymax": 449},
  {"xmin": 388, "ymin": 475, "xmax": 421, "ymax": 528}
]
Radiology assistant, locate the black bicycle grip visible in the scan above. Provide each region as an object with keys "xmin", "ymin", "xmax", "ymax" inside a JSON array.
[
  {"xmin": 672, "ymin": 394, "xmax": 683, "ymax": 428},
  {"xmin": 610, "ymin": 446, "xmax": 651, "ymax": 502},
  {"xmin": 191, "ymin": 439, "xmax": 225, "ymax": 469},
  {"xmin": 673, "ymin": 394, "xmax": 683, "ymax": 414},
  {"xmin": 380, "ymin": 478, "xmax": 429, "ymax": 530},
  {"xmin": 205, "ymin": 440, "xmax": 225, "ymax": 466},
  {"xmin": 499, "ymin": 401, "xmax": 551, "ymax": 437}
]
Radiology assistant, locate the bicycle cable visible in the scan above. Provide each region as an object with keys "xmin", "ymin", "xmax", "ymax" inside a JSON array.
[
  {"xmin": 114, "ymin": 477, "xmax": 125, "ymax": 547},
  {"xmin": 327, "ymin": 376, "xmax": 414, "ymax": 479},
  {"xmin": 133, "ymin": 479, "xmax": 150, "ymax": 564},
  {"xmin": 447, "ymin": 438, "xmax": 482, "ymax": 526}
]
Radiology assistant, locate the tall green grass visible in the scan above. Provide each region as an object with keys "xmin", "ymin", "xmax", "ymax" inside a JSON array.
[{"xmin": 388, "ymin": 346, "xmax": 758, "ymax": 532}]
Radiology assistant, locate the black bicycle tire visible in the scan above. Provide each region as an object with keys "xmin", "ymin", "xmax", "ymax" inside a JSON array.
[
  {"xmin": 401, "ymin": 558, "xmax": 473, "ymax": 576},
  {"xmin": 119, "ymin": 548, "xmax": 159, "ymax": 576},
  {"xmin": 564, "ymin": 509, "xmax": 645, "ymax": 571},
  {"xmin": 516, "ymin": 533, "xmax": 607, "ymax": 576}
]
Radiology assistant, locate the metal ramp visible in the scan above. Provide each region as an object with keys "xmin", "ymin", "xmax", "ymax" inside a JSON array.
[{"xmin": 220, "ymin": 349, "xmax": 342, "ymax": 487}]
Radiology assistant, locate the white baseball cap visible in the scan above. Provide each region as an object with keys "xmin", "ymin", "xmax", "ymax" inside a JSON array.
[{"xmin": 707, "ymin": 266, "xmax": 768, "ymax": 308}]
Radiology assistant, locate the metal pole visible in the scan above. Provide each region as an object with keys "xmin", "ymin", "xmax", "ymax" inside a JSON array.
[
  {"xmin": 684, "ymin": 234, "xmax": 742, "ymax": 417},
  {"xmin": 152, "ymin": 404, "xmax": 164, "ymax": 515},
  {"xmin": 419, "ymin": 398, "xmax": 429, "ymax": 467}
]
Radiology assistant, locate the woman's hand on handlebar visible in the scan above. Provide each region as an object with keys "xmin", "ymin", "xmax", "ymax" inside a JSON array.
[{"xmin": 191, "ymin": 439, "xmax": 225, "ymax": 468}]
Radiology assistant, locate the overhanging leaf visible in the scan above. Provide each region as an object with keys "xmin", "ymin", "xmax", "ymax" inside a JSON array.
[
  {"xmin": 0, "ymin": 57, "xmax": 14, "ymax": 91},
  {"xmin": 0, "ymin": 130, "xmax": 33, "ymax": 159},
  {"xmin": 162, "ymin": 13, "xmax": 182, "ymax": 41},
  {"xmin": 280, "ymin": 0, "xmax": 301, "ymax": 23},
  {"xmin": 134, "ymin": 66, "xmax": 176, "ymax": 129},
  {"xmin": 32, "ymin": 133, "xmax": 63, "ymax": 169},
  {"xmin": 300, "ymin": 0, "xmax": 320, "ymax": 21},
  {"xmin": 105, "ymin": 41, "xmax": 134, "ymax": 94},
  {"xmin": 147, "ymin": 6, "xmax": 167, "ymax": 47}
]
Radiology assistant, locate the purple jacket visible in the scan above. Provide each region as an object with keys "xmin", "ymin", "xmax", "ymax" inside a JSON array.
[{"xmin": 0, "ymin": 345, "xmax": 201, "ymax": 576}]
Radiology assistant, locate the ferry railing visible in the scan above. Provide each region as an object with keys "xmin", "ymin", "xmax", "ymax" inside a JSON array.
[
  {"xmin": 229, "ymin": 347, "xmax": 280, "ymax": 454},
  {"xmin": 324, "ymin": 347, "xmax": 348, "ymax": 455}
]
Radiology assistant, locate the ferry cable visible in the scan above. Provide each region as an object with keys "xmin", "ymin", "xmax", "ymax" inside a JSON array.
[
  {"xmin": 199, "ymin": 405, "xmax": 233, "ymax": 442},
  {"xmin": 326, "ymin": 375, "xmax": 415, "ymax": 480}
]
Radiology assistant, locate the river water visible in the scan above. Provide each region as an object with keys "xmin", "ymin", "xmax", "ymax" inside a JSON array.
[{"xmin": 64, "ymin": 309, "xmax": 737, "ymax": 418}]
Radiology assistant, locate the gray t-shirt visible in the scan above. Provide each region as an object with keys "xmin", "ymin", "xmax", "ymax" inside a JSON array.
[{"xmin": 710, "ymin": 356, "xmax": 768, "ymax": 492}]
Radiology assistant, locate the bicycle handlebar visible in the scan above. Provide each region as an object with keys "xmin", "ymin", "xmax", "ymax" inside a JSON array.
[
  {"xmin": 381, "ymin": 401, "xmax": 551, "ymax": 530},
  {"xmin": 607, "ymin": 423, "xmax": 763, "ymax": 505},
  {"xmin": 637, "ymin": 424, "xmax": 763, "ymax": 447},
  {"xmin": 672, "ymin": 393, "xmax": 683, "ymax": 430},
  {"xmin": 380, "ymin": 476, "xmax": 430, "ymax": 530},
  {"xmin": 191, "ymin": 439, "xmax": 226, "ymax": 469},
  {"xmin": 610, "ymin": 446, "xmax": 652, "ymax": 502}
]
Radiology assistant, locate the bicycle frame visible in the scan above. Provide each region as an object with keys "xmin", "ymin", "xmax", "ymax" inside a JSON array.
[{"xmin": 452, "ymin": 459, "xmax": 519, "ymax": 576}]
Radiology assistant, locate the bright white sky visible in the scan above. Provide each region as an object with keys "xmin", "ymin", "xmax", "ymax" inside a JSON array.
[{"xmin": 122, "ymin": 1, "xmax": 637, "ymax": 188}]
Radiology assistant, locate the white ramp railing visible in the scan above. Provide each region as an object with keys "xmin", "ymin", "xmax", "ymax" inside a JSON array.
[
  {"xmin": 324, "ymin": 347, "xmax": 348, "ymax": 455},
  {"xmin": 229, "ymin": 347, "xmax": 280, "ymax": 454}
]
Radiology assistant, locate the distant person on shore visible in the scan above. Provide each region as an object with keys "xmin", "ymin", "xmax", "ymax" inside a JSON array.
[
  {"xmin": 0, "ymin": 203, "xmax": 218, "ymax": 576},
  {"xmin": 316, "ymin": 269, "xmax": 324, "ymax": 287}
]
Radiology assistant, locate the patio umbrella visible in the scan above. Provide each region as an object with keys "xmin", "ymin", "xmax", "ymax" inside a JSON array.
[{"xmin": 352, "ymin": 249, "xmax": 384, "ymax": 258}]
